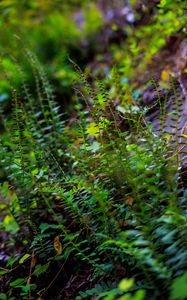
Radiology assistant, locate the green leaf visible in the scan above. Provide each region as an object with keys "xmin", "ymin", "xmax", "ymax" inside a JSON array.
[
  {"xmin": 21, "ymin": 284, "xmax": 37, "ymax": 293},
  {"xmin": 31, "ymin": 168, "xmax": 39, "ymax": 176},
  {"xmin": 86, "ymin": 122, "xmax": 101, "ymax": 137},
  {"xmin": 0, "ymin": 270, "xmax": 9, "ymax": 275},
  {"xmin": 3, "ymin": 215, "xmax": 19, "ymax": 234},
  {"xmin": 118, "ymin": 293, "xmax": 131, "ymax": 300},
  {"xmin": 0, "ymin": 293, "xmax": 7, "ymax": 300},
  {"xmin": 10, "ymin": 278, "xmax": 26, "ymax": 287},
  {"xmin": 133, "ymin": 290, "xmax": 145, "ymax": 300},
  {"xmin": 33, "ymin": 263, "xmax": 49, "ymax": 277},
  {"xmin": 86, "ymin": 141, "xmax": 101, "ymax": 153},
  {"xmin": 19, "ymin": 253, "xmax": 31, "ymax": 264},
  {"xmin": 6, "ymin": 256, "xmax": 20, "ymax": 267},
  {"xmin": 170, "ymin": 272, "xmax": 187, "ymax": 300},
  {"xmin": 118, "ymin": 278, "xmax": 134, "ymax": 291}
]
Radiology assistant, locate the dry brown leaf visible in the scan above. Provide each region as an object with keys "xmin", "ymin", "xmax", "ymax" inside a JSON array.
[
  {"xmin": 54, "ymin": 235, "xmax": 62, "ymax": 255},
  {"xmin": 125, "ymin": 196, "xmax": 134, "ymax": 206},
  {"xmin": 80, "ymin": 215, "xmax": 91, "ymax": 223}
]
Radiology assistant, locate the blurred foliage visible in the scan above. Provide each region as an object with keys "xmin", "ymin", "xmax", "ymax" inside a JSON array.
[
  {"xmin": 112, "ymin": 0, "xmax": 187, "ymax": 81},
  {"xmin": 0, "ymin": 0, "xmax": 103, "ymax": 102},
  {"xmin": 0, "ymin": 0, "xmax": 186, "ymax": 106}
]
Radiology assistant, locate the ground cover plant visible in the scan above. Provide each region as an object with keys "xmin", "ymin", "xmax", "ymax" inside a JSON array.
[{"xmin": 0, "ymin": 1, "xmax": 187, "ymax": 299}]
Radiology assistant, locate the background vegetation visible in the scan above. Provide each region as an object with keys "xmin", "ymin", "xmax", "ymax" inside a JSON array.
[{"xmin": 0, "ymin": 0, "xmax": 187, "ymax": 299}]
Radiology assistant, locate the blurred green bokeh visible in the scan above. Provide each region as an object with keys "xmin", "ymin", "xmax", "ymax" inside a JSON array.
[{"xmin": 0, "ymin": 0, "xmax": 104, "ymax": 107}]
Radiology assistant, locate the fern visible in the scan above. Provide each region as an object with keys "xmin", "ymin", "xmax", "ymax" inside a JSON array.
[{"xmin": 1, "ymin": 55, "xmax": 187, "ymax": 300}]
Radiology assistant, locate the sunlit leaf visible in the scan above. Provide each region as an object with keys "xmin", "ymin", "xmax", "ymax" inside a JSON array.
[
  {"xmin": 86, "ymin": 122, "xmax": 101, "ymax": 137},
  {"xmin": 19, "ymin": 253, "xmax": 31, "ymax": 264},
  {"xmin": 161, "ymin": 69, "xmax": 170, "ymax": 81},
  {"xmin": 118, "ymin": 278, "xmax": 134, "ymax": 291},
  {"xmin": 3, "ymin": 215, "xmax": 19, "ymax": 234}
]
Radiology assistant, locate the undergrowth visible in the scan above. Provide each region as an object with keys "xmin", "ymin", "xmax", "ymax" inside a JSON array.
[{"xmin": 1, "ymin": 53, "xmax": 187, "ymax": 300}]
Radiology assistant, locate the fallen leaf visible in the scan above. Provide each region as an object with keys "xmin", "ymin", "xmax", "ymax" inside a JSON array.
[
  {"xmin": 80, "ymin": 214, "xmax": 91, "ymax": 223},
  {"xmin": 161, "ymin": 69, "xmax": 170, "ymax": 81},
  {"xmin": 54, "ymin": 235, "xmax": 62, "ymax": 255},
  {"xmin": 125, "ymin": 196, "xmax": 134, "ymax": 206}
]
